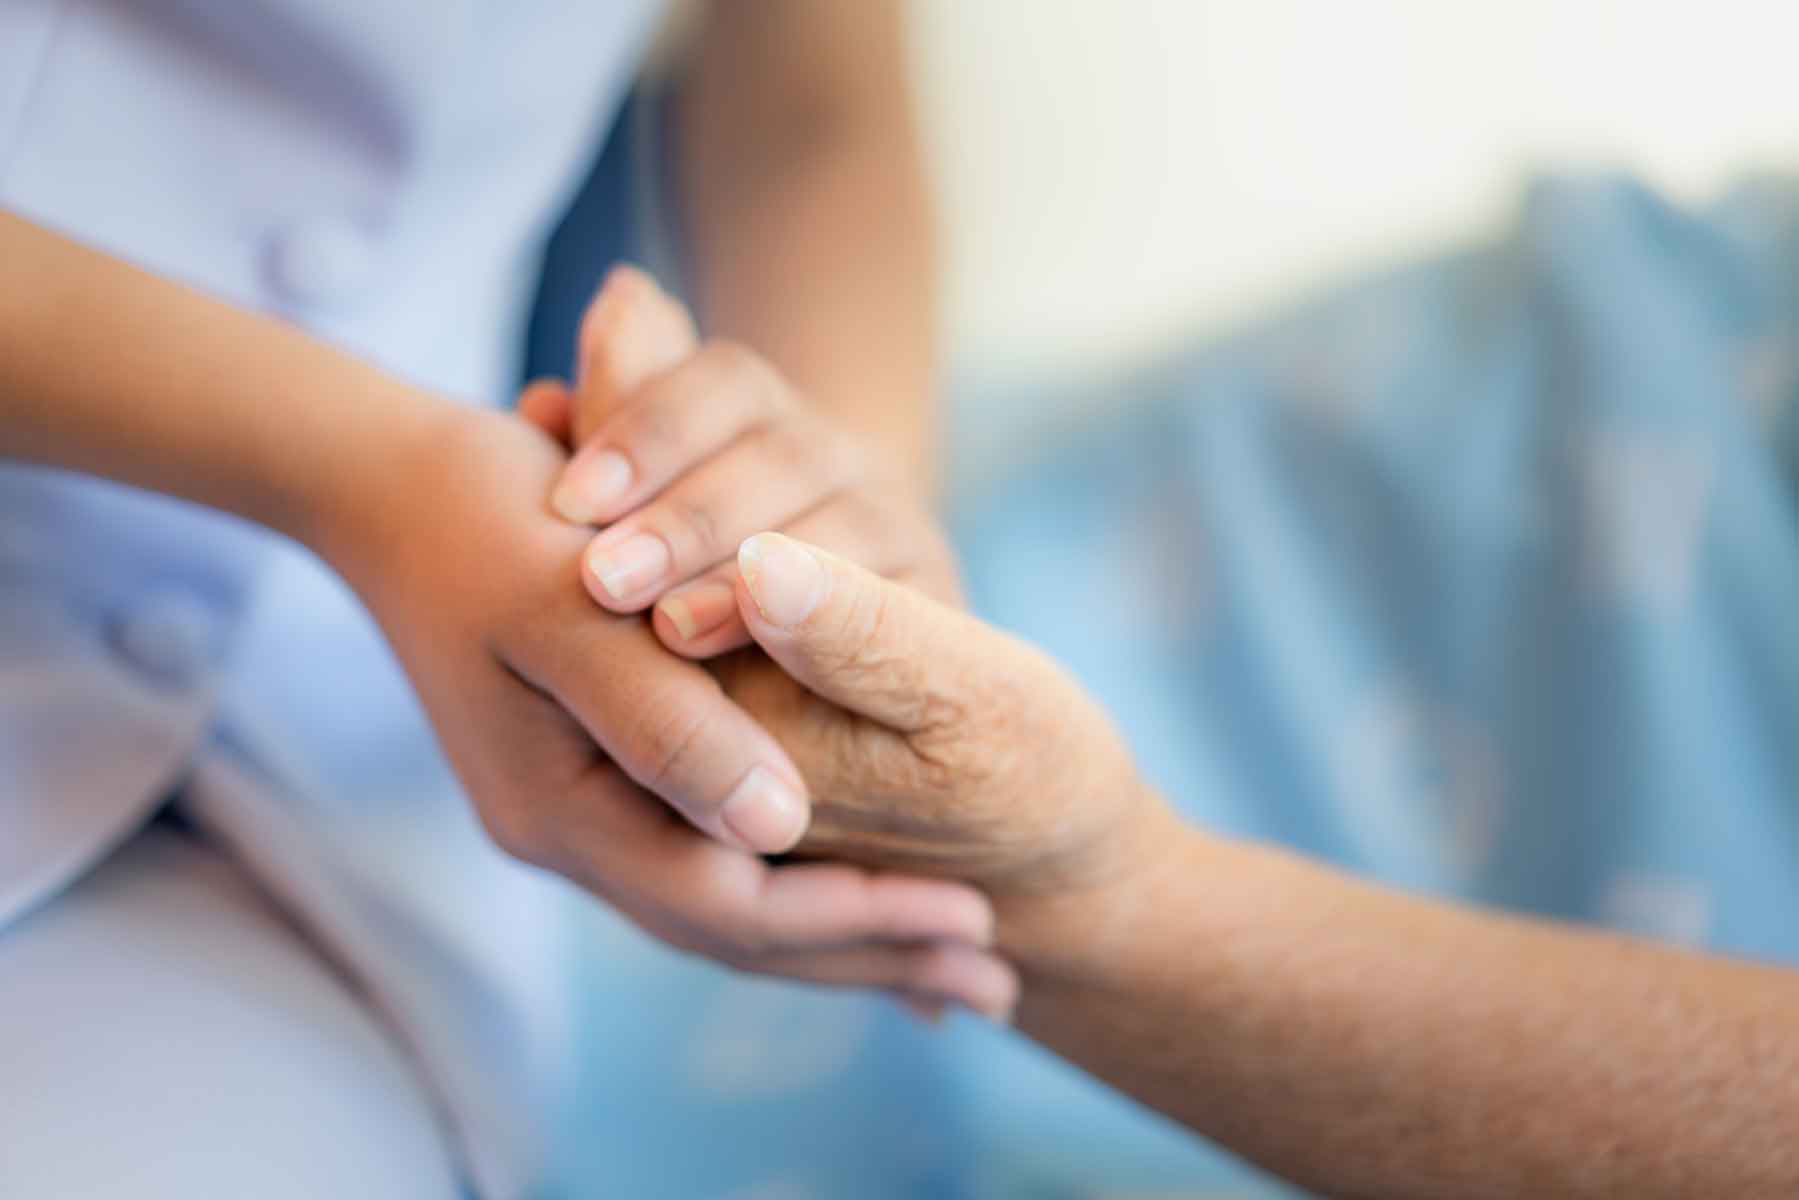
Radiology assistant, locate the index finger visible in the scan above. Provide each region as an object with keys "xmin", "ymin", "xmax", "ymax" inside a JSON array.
[{"xmin": 508, "ymin": 601, "xmax": 812, "ymax": 855}]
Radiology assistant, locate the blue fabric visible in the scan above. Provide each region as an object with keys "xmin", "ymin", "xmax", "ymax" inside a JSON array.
[
  {"xmin": 550, "ymin": 176, "xmax": 1799, "ymax": 1196},
  {"xmin": 946, "ymin": 175, "xmax": 1799, "ymax": 1193}
]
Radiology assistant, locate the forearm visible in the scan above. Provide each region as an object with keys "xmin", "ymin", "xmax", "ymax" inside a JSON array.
[
  {"xmin": 1008, "ymin": 821, "xmax": 1799, "ymax": 1198},
  {"xmin": 0, "ymin": 210, "xmax": 442, "ymax": 561},
  {"xmin": 675, "ymin": 0, "xmax": 939, "ymax": 489}
]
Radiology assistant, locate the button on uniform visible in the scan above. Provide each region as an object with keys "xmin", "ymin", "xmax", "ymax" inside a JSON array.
[
  {"xmin": 111, "ymin": 589, "xmax": 224, "ymax": 689},
  {"xmin": 264, "ymin": 216, "xmax": 382, "ymax": 308}
]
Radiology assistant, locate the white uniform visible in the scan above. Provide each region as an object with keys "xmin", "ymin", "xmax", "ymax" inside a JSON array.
[{"xmin": 0, "ymin": 2, "xmax": 664, "ymax": 1194}]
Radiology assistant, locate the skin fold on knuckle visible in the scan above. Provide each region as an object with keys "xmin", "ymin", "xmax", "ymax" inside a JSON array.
[
  {"xmin": 748, "ymin": 421, "xmax": 830, "ymax": 489},
  {"xmin": 797, "ymin": 723, "xmax": 975, "ymax": 865},
  {"xmin": 621, "ymin": 687, "xmax": 717, "ymax": 801},
  {"xmin": 704, "ymin": 339, "xmax": 789, "ymax": 418},
  {"xmin": 794, "ymin": 633, "xmax": 1128, "ymax": 890},
  {"xmin": 667, "ymin": 495, "xmax": 723, "ymax": 562},
  {"xmin": 610, "ymin": 394, "xmax": 684, "ymax": 469}
]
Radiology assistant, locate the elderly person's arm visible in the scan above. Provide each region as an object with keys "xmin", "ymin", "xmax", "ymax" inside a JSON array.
[{"xmin": 719, "ymin": 532, "xmax": 1799, "ymax": 1200}]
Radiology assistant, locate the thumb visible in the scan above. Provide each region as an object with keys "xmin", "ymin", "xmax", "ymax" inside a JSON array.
[
  {"xmin": 571, "ymin": 264, "xmax": 696, "ymax": 446},
  {"xmin": 735, "ymin": 533, "xmax": 976, "ymax": 732}
]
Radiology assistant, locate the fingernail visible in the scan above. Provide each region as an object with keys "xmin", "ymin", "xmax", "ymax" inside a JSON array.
[
  {"xmin": 551, "ymin": 449, "xmax": 633, "ymax": 523},
  {"xmin": 721, "ymin": 765, "xmax": 808, "ymax": 853},
  {"xmin": 587, "ymin": 531, "xmax": 670, "ymax": 601},
  {"xmin": 658, "ymin": 582, "xmax": 738, "ymax": 642},
  {"xmin": 738, "ymin": 533, "xmax": 826, "ymax": 628}
]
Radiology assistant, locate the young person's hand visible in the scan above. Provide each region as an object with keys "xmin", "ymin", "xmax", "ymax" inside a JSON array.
[
  {"xmin": 520, "ymin": 267, "xmax": 961, "ymax": 660},
  {"xmin": 0, "ymin": 210, "xmax": 1012, "ymax": 1016},
  {"xmin": 513, "ymin": 267, "xmax": 1020, "ymax": 1016},
  {"xmin": 327, "ymin": 404, "xmax": 1013, "ymax": 1018}
]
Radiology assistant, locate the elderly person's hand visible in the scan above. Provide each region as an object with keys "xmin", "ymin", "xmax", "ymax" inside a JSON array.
[
  {"xmin": 716, "ymin": 533, "xmax": 1799, "ymax": 1200},
  {"xmin": 715, "ymin": 532, "xmax": 1187, "ymax": 965}
]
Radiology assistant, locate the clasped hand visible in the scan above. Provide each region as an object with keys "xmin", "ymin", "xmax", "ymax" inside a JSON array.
[
  {"xmin": 353, "ymin": 268, "xmax": 1171, "ymax": 1021},
  {"xmin": 535, "ymin": 271, "xmax": 1183, "ymax": 991}
]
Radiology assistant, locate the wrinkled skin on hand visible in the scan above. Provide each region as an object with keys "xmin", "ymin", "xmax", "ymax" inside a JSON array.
[
  {"xmin": 712, "ymin": 537, "xmax": 1177, "ymax": 903},
  {"xmin": 524, "ymin": 269, "xmax": 1163, "ymax": 903}
]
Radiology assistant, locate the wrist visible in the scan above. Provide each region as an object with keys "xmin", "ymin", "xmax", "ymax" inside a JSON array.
[
  {"xmin": 281, "ymin": 375, "xmax": 459, "ymax": 584},
  {"xmin": 994, "ymin": 788, "xmax": 1211, "ymax": 985}
]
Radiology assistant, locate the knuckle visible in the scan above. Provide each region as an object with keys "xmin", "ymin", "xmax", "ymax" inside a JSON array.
[
  {"xmin": 477, "ymin": 797, "xmax": 545, "ymax": 866},
  {"xmin": 623, "ymin": 689, "xmax": 713, "ymax": 795},
  {"xmin": 820, "ymin": 712, "xmax": 928, "ymax": 805},
  {"xmin": 702, "ymin": 340, "xmax": 789, "ymax": 416},
  {"xmin": 610, "ymin": 393, "xmax": 685, "ymax": 463},
  {"xmin": 905, "ymin": 659, "xmax": 1049, "ymax": 794},
  {"xmin": 663, "ymin": 495, "xmax": 723, "ymax": 559},
  {"xmin": 913, "ymin": 683, "xmax": 974, "ymax": 744},
  {"xmin": 734, "ymin": 424, "xmax": 837, "ymax": 497},
  {"xmin": 907, "ymin": 716, "xmax": 989, "ymax": 796}
]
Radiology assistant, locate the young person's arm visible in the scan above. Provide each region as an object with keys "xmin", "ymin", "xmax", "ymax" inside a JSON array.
[
  {"xmin": 0, "ymin": 210, "xmax": 1013, "ymax": 1013},
  {"xmin": 722, "ymin": 533, "xmax": 1799, "ymax": 1198},
  {"xmin": 0, "ymin": 209, "xmax": 427, "ymax": 554}
]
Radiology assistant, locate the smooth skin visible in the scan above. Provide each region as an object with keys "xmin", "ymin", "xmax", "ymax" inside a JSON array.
[
  {"xmin": 528, "ymin": 267, "xmax": 960, "ymax": 660},
  {"xmin": 0, "ymin": 1, "xmax": 1018, "ymax": 1012},
  {"xmin": 0, "ymin": 212, "xmax": 1012, "ymax": 1016},
  {"xmin": 687, "ymin": 530, "xmax": 1799, "ymax": 1199}
]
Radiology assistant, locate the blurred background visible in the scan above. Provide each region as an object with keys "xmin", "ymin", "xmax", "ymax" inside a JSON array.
[
  {"xmin": 916, "ymin": 0, "xmax": 1799, "ymax": 368},
  {"xmin": 905, "ymin": 0, "xmax": 1799, "ymax": 474},
  {"xmin": 552, "ymin": 3, "xmax": 1799, "ymax": 1196}
]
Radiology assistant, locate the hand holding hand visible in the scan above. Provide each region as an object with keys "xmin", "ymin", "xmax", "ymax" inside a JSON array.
[
  {"xmin": 504, "ymin": 269, "xmax": 1018, "ymax": 1017},
  {"xmin": 718, "ymin": 532, "xmax": 1185, "ymax": 963},
  {"xmin": 522, "ymin": 267, "xmax": 961, "ymax": 661}
]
